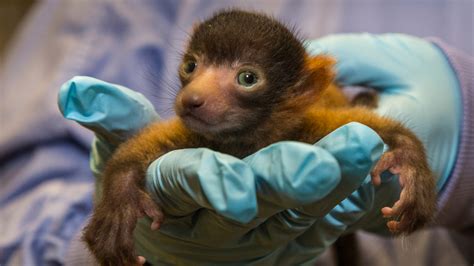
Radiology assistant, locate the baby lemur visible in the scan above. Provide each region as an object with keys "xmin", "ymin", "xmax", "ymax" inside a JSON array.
[{"xmin": 83, "ymin": 9, "xmax": 436, "ymax": 265}]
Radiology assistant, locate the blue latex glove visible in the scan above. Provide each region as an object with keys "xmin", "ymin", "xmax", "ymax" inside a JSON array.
[
  {"xmin": 58, "ymin": 76, "xmax": 160, "ymax": 198},
  {"xmin": 58, "ymin": 76, "xmax": 385, "ymax": 264},
  {"xmin": 307, "ymin": 33, "xmax": 462, "ymax": 191},
  {"xmin": 272, "ymin": 34, "xmax": 463, "ymax": 265}
]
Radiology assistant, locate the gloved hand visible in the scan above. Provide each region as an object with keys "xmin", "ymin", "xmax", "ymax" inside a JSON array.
[
  {"xmin": 58, "ymin": 76, "xmax": 385, "ymax": 264},
  {"xmin": 281, "ymin": 33, "xmax": 464, "ymax": 264},
  {"xmin": 307, "ymin": 33, "xmax": 462, "ymax": 191}
]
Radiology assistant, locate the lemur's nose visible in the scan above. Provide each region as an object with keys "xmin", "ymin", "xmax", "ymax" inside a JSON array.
[{"xmin": 181, "ymin": 92, "xmax": 205, "ymax": 111}]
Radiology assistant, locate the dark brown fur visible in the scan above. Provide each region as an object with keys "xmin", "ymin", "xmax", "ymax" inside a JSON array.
[{"xmin": 82, "ymin": 10, "xmax": 436, "ymax": 265}]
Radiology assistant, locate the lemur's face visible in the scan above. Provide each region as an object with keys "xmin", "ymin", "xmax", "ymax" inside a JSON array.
[
  {"xmin": 175, "ymin": 54, "xmax": 268, "ymax": 136},
  {"xmin": 174, "ymin": 10, "xmax": 307, "ymax": 137}
]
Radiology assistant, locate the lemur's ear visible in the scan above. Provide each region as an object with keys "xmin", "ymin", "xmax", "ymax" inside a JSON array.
[
  {"xmin": 304, "ymin": 54, "xmax": 336, "ymax": 91},
  {"xmin": 282, "ymin": 55, "xmax": 336, "ymax": 111}
]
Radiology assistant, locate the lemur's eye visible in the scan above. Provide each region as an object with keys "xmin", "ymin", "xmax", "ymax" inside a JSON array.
[
  {"xmin": 237, "ymin": 71, "xmax": 258, "ymax": 88},
  {"xmin": 183, "ymin": 61, "xmax": 197, "ymax": 74}
]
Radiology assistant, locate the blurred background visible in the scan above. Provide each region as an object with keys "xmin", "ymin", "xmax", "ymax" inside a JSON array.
[
  {"xmin": 0, "ymin": 0, "xmax": 472, "ymax": 265},
  {"xmin": 1, "ymin": 0, "xmax": 472, "ymax": 57}
]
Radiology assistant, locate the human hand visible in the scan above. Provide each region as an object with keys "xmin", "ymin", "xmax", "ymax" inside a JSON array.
[
  {"xmin": 268, "ymin": 34, "xmax": 462, "ymax": 264},
  {"xmin": 307, "ymin": 33, "xmax": 462, "ymax": 191},
  {"xmin": 58, "ymin": 76, "xmax": 385, "ymax": 264},
  {"xmin": 292, "ymin": 33, "xmax": 463, "ymax": 242}
]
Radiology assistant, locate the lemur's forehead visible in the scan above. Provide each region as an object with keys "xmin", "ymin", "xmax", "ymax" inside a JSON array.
[
  {"xmin": 185, "ymin": 9, "xmax": 309, "ymax": 91},
  {"xmin": 188, "ymin": 10, "xmax": 305, "ymax": 66}
]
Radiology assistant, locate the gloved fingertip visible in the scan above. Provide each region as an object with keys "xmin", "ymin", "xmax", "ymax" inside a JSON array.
[
  {"xmin": 317, "ymin": 122, "xmax": 385, "ymax": 174},
  {"xmin": 57, "ymin": 76, "xmax": 159, "ymax": 141},
  {"xmin": 347, "ymin": 122, "xmax": 385, "ymax": 157},
  {"xmin": 147, "ymin": 149, "xmax": 258, "ymax": 223},
  {"xmin": 58, "ymin": 76, "xmax": 108, "ymax": 121},
  {"xmin": 198, "ymin": 150, "xmax": 258, "ymax": 223},
  {"xmin": 57, "ymin": 77, "xmax": 77, "ymax": 117},
  {"xmin": 276, "ymin": 142, "xmax": 341, "ymax": 204},
  {"xmin": 247, "ymin": 141, "xmax": 341, "ymax": 207}
]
